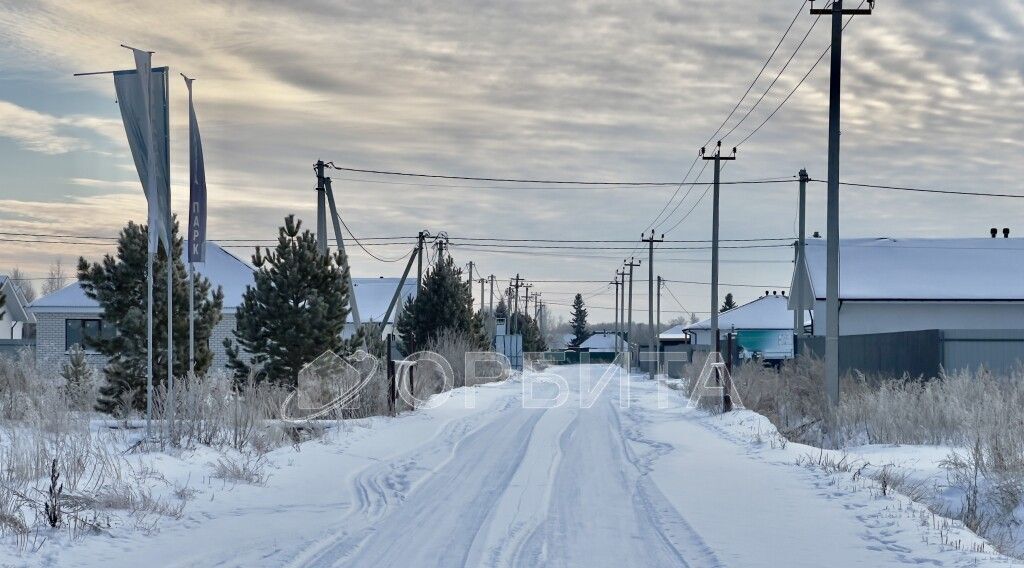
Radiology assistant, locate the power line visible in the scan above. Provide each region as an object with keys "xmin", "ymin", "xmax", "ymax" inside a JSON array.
[
  {"xmin": 720, "ymin": 8, "xmax": 824, "ymax": 143},
  {"xmin": 335, "ymin": 214, "xmax": 414, "ymax": 263},
  {"xmin": 736, "ymin": 0, "xmax": 867, "ymax": 147},
  {"xmin": 703, "ymin": 0, "xmax": 808, "ymax": 147},
  {"xmin": 816, "ymin": 179, "xmax": 1024, "ymax": 199}
]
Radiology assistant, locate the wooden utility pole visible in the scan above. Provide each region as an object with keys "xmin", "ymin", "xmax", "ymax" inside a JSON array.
[
  {"xmin": 643, "ymin": 230, "xmax": 664, "ymax": 380},
  {"xmin": 701, "ymin": 140, "xmax": 736, "ymax": 412},
  {"xmin": 478, "ymin": 278, "xmax": 485, "ymax": 312},
  {"xmin": 466, "ymin": 261, "xmax": 475, "ymax": 308},
  {"xmin": 810, "ymin": 0, "xmax": 874, "ymax": 406},
  {"xmin": 510, "ymin": 274, "xmax": 524, "ymax": 334},
  {"xmin": 624, "ymin": 257, "xmax": 641, "ymax": 365},
  {"xmin": 794, "ymin": 169, "xmax": 809, "ymax": 352},
  {"xmin": 612, "ymin": 275, "xmax": 622, "ymax": 354},
  {"xmin": 656, "ymin": 275, "xmax": 663, "ymax": 371},
  {"xmin": 417, "ymin": 231, "xmax": 427, "ymax": 289},
  {"xmin": 489, "ymin": 274, "xmax": 495, "ymax": 313},
  {"xmin": 315, "ymin": 160, "xmax": 327, "ymax": 255}
]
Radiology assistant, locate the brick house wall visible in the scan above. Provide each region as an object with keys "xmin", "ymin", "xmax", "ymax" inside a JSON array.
[{"xmin": 35, "ymin": 310, "xmax": 240, "ymax": 379}]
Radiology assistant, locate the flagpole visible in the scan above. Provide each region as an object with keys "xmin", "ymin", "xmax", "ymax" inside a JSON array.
[
  {"xmin": 147, "ymin": 251, "xmax": 153, "ymax": 438},
  {"xmin": 189, "ymin": 262, "xmax": 194, "ymax": 376},
  {"xmin": 165, "ymin": 70, "xmax": 175, "ymax": 442}
]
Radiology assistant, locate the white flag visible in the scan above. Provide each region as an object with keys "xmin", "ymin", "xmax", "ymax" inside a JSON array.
[{"xmin": 114, "ymin": 49, "xmax": 171, "ymax": 253}]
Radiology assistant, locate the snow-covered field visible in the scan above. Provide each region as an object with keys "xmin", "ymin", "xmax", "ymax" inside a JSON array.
[{"xmin": 2, "ymin": 364, "xmax": 1021, "ymax": 567}]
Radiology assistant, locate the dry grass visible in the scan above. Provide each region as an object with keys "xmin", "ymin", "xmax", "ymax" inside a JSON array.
[{"xmin": 717, "ymin": 356, "xmax": 1024, "ymax": 557}]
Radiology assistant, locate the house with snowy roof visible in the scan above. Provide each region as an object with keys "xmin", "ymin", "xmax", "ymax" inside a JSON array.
[
  {"xmin": 578, "ymin": 331, "xmax": 621, "ymax": 353},
  {"xmin": 27, "ymin": 241, "xmax": 416, "ymax": 377},
  {"xmin": 660, "ymin": 293, "xmax": 798, "ymax": 360},
  {"xmin": 0, "ymin": 274, "xmax": 35, "ymax": 340},
  {"xmin": 789, "ymin": 237, "xmax": 1024, "ymax": 336}
]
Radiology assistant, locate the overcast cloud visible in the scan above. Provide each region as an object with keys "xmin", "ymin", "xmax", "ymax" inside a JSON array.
[{"xmin": 0, "ymin": 0, "xmax": 1021, "ymax": 320}]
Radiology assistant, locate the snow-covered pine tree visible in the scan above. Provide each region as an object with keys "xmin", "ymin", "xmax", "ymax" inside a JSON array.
[
  {"xmin": 396, "ymin": 254, "xmax": 487, "ymax": 353},
  {"xmin": 79, "ymin": 217, "xmax": 224, "ymax": 414},
  {"xmin": 720, "ymin": 293, "xmax": 737, "ymax": 312},
  {"xmin": 495, "ymin": 298, "xmax": 508, "ymax": 319},
  {"xmin": 568, "ymin": 293, "xmax": 591, "ymax": 347},
  {"xmin": 225, "ymin": 215, "xmax": 351, "ymax": 386}
]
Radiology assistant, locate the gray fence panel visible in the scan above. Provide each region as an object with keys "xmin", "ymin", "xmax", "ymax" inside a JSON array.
[
  {"xmin": 797, "ymin": 330, "xmax": 942, "ymax": 378},
  {"xmin": 942, "ymin": 330, "xmax": 1024, "ymax": 374}
]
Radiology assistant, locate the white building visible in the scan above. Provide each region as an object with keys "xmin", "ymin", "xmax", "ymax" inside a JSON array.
[
  {"xmin": 660, "ymin": 294, "xmax": 799, "ymax": 360},
  {"xmin": 0, "ymin": 275, "xmax": 35, "ymax": 340},
  {"xmin": 789, "ymin": 237, "xmax": 1024, "ymax": 336},
  {"xmin": 28, "ymin": 241, "xmax": 416, "ymax": 376}
]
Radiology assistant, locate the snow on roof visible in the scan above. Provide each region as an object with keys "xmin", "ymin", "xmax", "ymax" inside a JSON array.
[
  {"xmin": 800, "ymin": 238, "xmax": 1024, "ymax": 301},
  {"xmin": 28, "ymin": 242, "xmax": 417, "ymax": 323},
  {"xmin": 0, "ymin": 275, "xmax": 35, "ymax": 322},
  {"xmin": 658, "ymin": 324, "xmax": 689, "ymax": 341},
  {"xmin": 580, "ymin": 331, "xmax": 619, "ymax": 351},
  {"xmin": 683, "ymin": 295, "xmax": 794, "ymax": 332},
  {"xmin": 350, "ymin": 278, "xmax": 418, "ymax": 323},
  {"xmin": 29, "ymin": 242, "xmax": 255, "ymax": 313}
]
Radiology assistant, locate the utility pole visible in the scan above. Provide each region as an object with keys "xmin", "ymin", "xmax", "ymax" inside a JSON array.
[
  {"xmin": 417, "ymin": 231, "xmax": 426, "ymax": 289},
  {"xmin": 624, "ymin": 257, "xmax": 641, "ymax": 366},
  {"xmin": 643, "ymin": 230, "xmax": 664, "ymax": 380},
  {"xmin": 511, "ymin": 274, "xmax": 524, "ymax": 334},
  {"xmin": 617, "ymin": 269, "xmax": 627, "ymax": 355},
  {"xmin": 522, "ymin": 283, "xmax": 533, "ymax": 319},
  {"xmin": 478, "ymin": 278, "xmax": 485, "ymax": 312},
  {"xmin": 489, "ymin": 274, "xmax": 495, "ymax": 313},
  {"xmin": 612, "ymin": 275, "xmax": 622, "ymax": 354},
  {"xmin": 656, "ymin": 275, "xmax": 663, "ymax": 371},
  {"xmin": 701, "ymin": 141, "xmax": 737, "ymax": 357},
  {"xmin": 466, "ymin": 261, "xmax": 475, "ymax": 308},
  {"xmin": 315, "ymin": 160, "xmax": 327, "ymax": 255},
  {"xmin": 701, "ymin": 140, "xmax": 737, "ymax": 412},
  {"xmin": 794, "ymin": 169, "xmax": 809, "ymax": 350},
  {"xmin": 810, "ymin": 0, "xmax": 874, "ymax": 406}
]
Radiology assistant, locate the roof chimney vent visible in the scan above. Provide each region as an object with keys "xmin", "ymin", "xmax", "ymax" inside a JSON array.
[
  {"xmin": 991, "ymin": 228, "xmax": 998, "ymax": 238},
  {"xmin": 781, "ymin": 290, "xmax": 786, "ymax": 297},
  {"xmin": 1004, "ymin": 228, "xmax": 1010, "ymax": 238},
  {"xmin": 813, "ymin": 231, "xmax": 821, "ymax": 238},
  {"xmin": 773, "ymin": 290, "xmax": 778, "ymax": 296},
  {"xmin": 765, "ymin": 290, "xmax": 769, "ymax": 296}
]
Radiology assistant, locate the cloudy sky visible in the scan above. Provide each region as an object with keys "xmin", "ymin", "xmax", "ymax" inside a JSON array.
[{"xmin": 0, "ymin": 0, "xmax": 1021, "ymax": 322}]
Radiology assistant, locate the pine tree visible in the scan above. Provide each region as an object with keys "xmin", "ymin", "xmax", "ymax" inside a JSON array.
[
  {"xmin": 78, "ymin": 217, "xmax": 224, "ymax": 414},
  {"xmin": 61, "ymin": 344, "xmax": 95, "ymax": 409},
  {"xmin": 225, "ymin": 215, "xmax": 351, "ymax": 386},
  {"xmin": 511, "ymin": 313, "xmax": 547, "ymax": 352},
  {"xmin": 494, "ymin": 298, "xmax": 508, "ymax": 319},
  {"xmin": 568, "ymin": 293, "xmax": 591, "ymax": 348},
  {"xmin": 720, "ymin": 292, "xmax": 737, "ymax": 312},
  {"xmin": 396, "ymin": 254, "xmax": 487, "ymax": 354}
]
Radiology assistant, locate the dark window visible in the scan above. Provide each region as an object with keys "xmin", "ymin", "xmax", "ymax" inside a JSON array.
[{"xmin": 65, "ymin": 319, "xmax": 116, "ymax": 351}]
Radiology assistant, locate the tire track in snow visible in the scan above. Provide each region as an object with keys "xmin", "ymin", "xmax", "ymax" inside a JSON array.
[{"xmin": 286, "ymin": 387, "xmax": 523, "ymax": 567}]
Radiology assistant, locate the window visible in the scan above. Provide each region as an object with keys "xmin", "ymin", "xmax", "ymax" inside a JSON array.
[{"xmin": 65, "ymin": 319, "xmax": 116, "ymax": 351}]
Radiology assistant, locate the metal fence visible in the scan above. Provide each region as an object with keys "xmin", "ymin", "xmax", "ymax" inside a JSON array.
[{"xmin": 797, "ymin": 329, "xmax": 1024, "ymax": 377}]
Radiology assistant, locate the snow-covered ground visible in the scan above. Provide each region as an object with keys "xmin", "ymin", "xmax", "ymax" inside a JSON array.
[{"xmin": 3, "ymin": 364, "xmax": 1021, "ymax": 567}]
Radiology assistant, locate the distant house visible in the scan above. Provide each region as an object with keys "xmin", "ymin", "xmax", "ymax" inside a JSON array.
[
  {"xmin": 0, "ymin": 275, "xmax": 35, "ymax": 340},
  {"xmin": 660, "ymin": 293, "xmax": 799, "ymax": 360},
  {"xmin": 28, "ymin": 241, "xmax": 416, "ymax": 376},
  {"xmin": 789, "ymin": 237, "xmax": 1024, "ymax": 336},
  {"xmin": 345, "ymin": 277, "xmax": 419, "ymax": 339},
  {"xmin": 579, "ymin": 331, "xmax": 621, "ymax": 353}
]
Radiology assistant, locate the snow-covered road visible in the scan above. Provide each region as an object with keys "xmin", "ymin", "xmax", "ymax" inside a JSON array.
[{"xmin": 20, "ymin": 365, "xmax": 1020, "ymax": 567}]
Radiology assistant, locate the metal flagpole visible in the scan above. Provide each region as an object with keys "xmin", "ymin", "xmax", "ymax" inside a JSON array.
[{"xmin": 164, "ymin": 69, "xmax": 174, "ymax": 439}]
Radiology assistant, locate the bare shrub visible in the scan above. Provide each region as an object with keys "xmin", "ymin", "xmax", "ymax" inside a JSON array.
[{"xmin": 211, "ymin": 451, "xmax": 268, "ymax": 485}]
